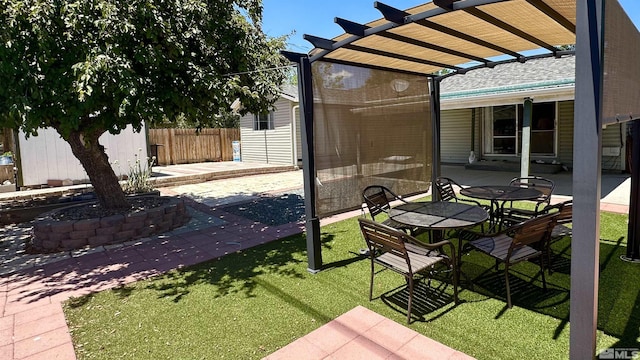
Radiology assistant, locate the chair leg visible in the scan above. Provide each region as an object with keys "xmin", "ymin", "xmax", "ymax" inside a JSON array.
[
  {"xmin": 457, "ymin": 237, "xmax": 463, "ymax": 269},
  {"xmin": 504, "ymin": 263, "xmax": 512, "ymax": 308},
  {"xmin": 452, "ymin": 262, "xmax": 459, "ymax": 304},
  {"xmin": 369, "ymin": 262, "xmax": 375, "ymax": 301},
  {"xmin": 547, "ymin": 241, "xmax": 554, "ymax": 275},
  {"xmin": 539, "ymin": 256, "xmax": 547, "ymax": 291},
  {"xmin": 406, "ymin": 277, "xmax": 414, "ymax": 324}
]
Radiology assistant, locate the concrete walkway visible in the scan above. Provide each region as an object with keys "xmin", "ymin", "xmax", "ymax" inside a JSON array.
[
  {"xmin": 1, "ymin": 163, "xmax": 308, "ymax": 360},
  {"xmin": 442, "ymin": 165, "xmax": 631, "ymax": 214},
  {"xmin": 0, "ymin": 162, "xmax": 631, "ymax": 359},
  {"xmin": 265, "ymin": 306, "xmax": 475, "ymax": 360}
]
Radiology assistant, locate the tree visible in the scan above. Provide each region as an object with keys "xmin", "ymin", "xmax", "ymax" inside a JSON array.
[{"xmin": 0, "ymin": 0, "xmax": 287, "ymax": 209}]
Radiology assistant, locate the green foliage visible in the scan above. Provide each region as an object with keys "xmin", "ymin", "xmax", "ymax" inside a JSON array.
[
  {"xmin": 0, "ymin": 0, "xmax": 287, "ymax": 208},
  {"xmin": 285, "ymin": 66, "xmax": 298, "ymax": 85},
  {"xmin": 312, "ymin": 62, "xmax": 346, "ymax": 90},
  {"xmin": 118, "ymin": 149, "xmax": 156, "ymax": 194},
  {"xmin": 0, "ymin": 0, "xmax": 288, "ymax": 136}
]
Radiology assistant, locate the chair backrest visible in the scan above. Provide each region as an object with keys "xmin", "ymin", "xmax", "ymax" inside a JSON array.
[
  {"xmin": 362, "ymin": 185, "xmax": 397, "ymax": 220},
  {"xmin": 509, "ymin": 176, "xmax": 555, "ymax": 208},
  {"xmin": 435, "ymin": 177, "xmax": 459, "ymax": 202},
  {"xmin": 555, "ymin": 200, "xmax": 572, "ymax": 225},
  {"xmin": 358, "ymin": 217, "xmax": 410, "ymax": 264},
  {"xmin": 510, "ymin": 212, "xmax": 558, "ymax": 249}
]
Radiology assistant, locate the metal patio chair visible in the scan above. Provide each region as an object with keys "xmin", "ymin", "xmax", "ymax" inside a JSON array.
[
  {"xmin": 362, "ymin": 185, "xmax": 418, "ymax": 235},
  {"xmin": 502, "ymin": 176, "xmax": 555, "ymax": 227},
  {"xmin": 358, "ymin": 217, "xmax": 458, "ymax": 323},
  {"xmin": 540, "ymin": 200, "xmax": 572, "ymax": 273},
  {"xmin": 465, "ymin": 211, "xmax": 558, "ymax": 308},
  {"xmin": 435, "ymin": 176, "xmax": 489, "ymax": 234}
]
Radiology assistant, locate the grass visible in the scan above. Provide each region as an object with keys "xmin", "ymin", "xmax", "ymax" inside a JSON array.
[{"xmin": 63, "ymin": 206, "xmax": 640, "ymax": 359}]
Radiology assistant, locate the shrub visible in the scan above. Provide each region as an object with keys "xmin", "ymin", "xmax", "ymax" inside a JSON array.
[{"xmin": 117, "ymin": 149, "xmax": 156, "ymax": 194}]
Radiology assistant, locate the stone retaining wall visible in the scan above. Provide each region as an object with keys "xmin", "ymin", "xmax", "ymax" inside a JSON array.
[{"xmin": 30, "ymin": 196, "xmax": 190, "ymax": 253}]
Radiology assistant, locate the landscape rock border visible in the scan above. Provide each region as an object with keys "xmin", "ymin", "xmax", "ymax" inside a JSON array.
[{"xmin": 29, "ymin": 196, "xmax": 190, "ymax": 253}]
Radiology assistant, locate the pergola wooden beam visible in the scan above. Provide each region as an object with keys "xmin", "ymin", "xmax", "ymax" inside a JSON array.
[
  {"xmin": 335, "ymin": 17, "xmax": 368, "ymax": 37},
  {"xmin": 343, "ymin": 44, "xmax": 463, "ymax": 71},
  {"xmin": 302, "ymin": 34, "xmax": 335, "ymax": 50},
  {"xmin": 374, "ymin": 1, "xmax": 407, "ymax": 24}
]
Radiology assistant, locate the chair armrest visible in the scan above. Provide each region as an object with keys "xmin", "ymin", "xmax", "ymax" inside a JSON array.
[
  {"xmin": 404, "ymin": 236, "xmax": 456, "ymax": 262},
  {"xmin": 458, "ymin": 198, "xmax": 482, "ymax": 206},
  {"xmin": 459, "ymin": 222, "xmax": 516, "ymax": 240},
  {"xmin": 403, "ymin": 233, "xmax": 448, "ymax": 250},
  {"xmin": 540, "ymin": 201, "xmax": 563, "ymax": 214}
]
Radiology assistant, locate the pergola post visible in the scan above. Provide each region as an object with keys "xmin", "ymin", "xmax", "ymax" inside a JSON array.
[
  {"xmin": 624, "ymin": 121, "xmax": 640, "ymax": 261},
  {"xmin": 430, "ymin": 77, "xmax": 442, "ymax": 200},
  {"xmin": 571, "ymin": 0, "xmax": 603, "ymax": 358},
  {"xmin": 297, "ymin": 56, "xmax": 322, "ymax": 273}
]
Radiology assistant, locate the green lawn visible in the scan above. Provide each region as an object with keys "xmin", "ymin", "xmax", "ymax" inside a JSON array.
[{"xmin": 64, "ymin": 209, "xmax": 640, "ymax": 359}]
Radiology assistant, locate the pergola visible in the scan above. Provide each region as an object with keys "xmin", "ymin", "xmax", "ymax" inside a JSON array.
[{"xmin": 283, "ymin": 1, "xmax": 640, "ymax": 359}]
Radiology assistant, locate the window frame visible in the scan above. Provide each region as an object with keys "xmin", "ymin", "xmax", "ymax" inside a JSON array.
[
  {"xmin": 253, "ymin": 111, "xmax": 275, "ymax": 131},
  {"xmin": 485, "ymin": 101, "xmax": 557, "ymax": 157}
]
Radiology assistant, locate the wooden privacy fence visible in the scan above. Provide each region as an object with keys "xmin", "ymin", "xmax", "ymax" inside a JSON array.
[{"xmin": 148, "ymin": 128, "xmax": 240, "ymax": 165}]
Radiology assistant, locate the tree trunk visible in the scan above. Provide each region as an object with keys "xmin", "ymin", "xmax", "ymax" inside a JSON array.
[{"xmin": 65, "ymin": 130, "xmax": 129, "ymax": 210}]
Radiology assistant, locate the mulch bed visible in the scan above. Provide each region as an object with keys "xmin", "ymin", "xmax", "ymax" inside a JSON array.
[
  {"xmin": 50, "ymin": 196, "xmax": 170, "ymax": 221},
  {"xmin": 222, "ymin": 193, "xmax": 305, "ymax": 226}
]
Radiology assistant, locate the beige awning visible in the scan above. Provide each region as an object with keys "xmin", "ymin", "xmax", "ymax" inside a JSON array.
[
  {"xmin": 304, "ymin": 0, "xmax": 640, "ymax": 123},
  {"xmin": 307, "ymin": 0, "xmax": 576, "ymax": 76}
]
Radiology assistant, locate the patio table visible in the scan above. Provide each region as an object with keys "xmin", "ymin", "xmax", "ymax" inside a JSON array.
[
  {"xmin": 389, "ymin": 201, "xmax": 489, "ymax": 265},
  {"xmin": 459, "ymin": 185, "xmax": 542, "ymax": 230}
]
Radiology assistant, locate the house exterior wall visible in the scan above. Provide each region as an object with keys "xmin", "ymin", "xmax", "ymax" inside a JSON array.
[
  {"xmin": 294, "ymin": 107, "xmax": 302, "ymax": 166},
  {"xmin": 557, "ymin": 100, "xmax": 574, "ymax": 167},
  {"xmin": 239, "ymin": 97, "xmax": 297, "ymax": 165},
  {"xmin": 239, "ymin": 111, "xmax": 266, "ymax": 163},
  {"xmin": 18, "ymin": 124, "xmax": 148, "ymax": 186},
  {"xmin": 440, "ymin": 99, "xmax": 627, "ymax": 172},
  {"xmin": 553, "ymin": 100, "xmax": 625, "ymax": 171},
  {"xmin": 441, "ymin": 108, "xmax": 474, "ymax": 164},
  {"xmin": 601, "ymin": 122, "xmax": 626, "ymax": 171}
]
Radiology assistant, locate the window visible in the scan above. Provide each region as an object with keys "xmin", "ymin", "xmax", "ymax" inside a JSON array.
[
  {"xmin": 517, "ymin": 102, "xmax": 556, "ymax": 155},
  {"xmin": 254, "ymin": 112, "xmax": 274, "ymax": 130},
  {"xmin": 492, "ymin": 105, "xmax": 517, "ymax": 154},
  {"xmin": 487, "ymin": 102, "xmax": 556, "ymax": 156}
]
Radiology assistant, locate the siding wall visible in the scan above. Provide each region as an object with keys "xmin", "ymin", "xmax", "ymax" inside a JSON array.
[
  {"xmin": 601, "ymin": 122, "xmax": 626, "ymax": 171},
  {"xmin": 294, "ymin": 106, "xmax": 302, "ymax": 166},
  {"xmin": 248, "ymin": 96, "xmax": 626, "ymax": 171},
  {"xmin": 439, "ymin": 99, "xmax": 626, "ymax": 171},
  {"xmin": 440, "ymin": 108, "xmax": 474, "ymax": 164},
  {"xmin": 239, "ymin": 97, "xmax": 296, "ymax": 165},
  {"xmin": 18, "ymin": 125, "xmax": 147, "ymax": 186},
  {"xmin": 557, "ymin": 99, "xmax": 625, "ymax": 171},
  {"xmin": 557, "ymin": 100, "xmax": 574, "ymax": 167}
]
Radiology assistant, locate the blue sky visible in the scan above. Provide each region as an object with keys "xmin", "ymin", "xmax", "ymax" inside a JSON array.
[{"xmin": 262, "ymin": 0, "xmax": 640, "ymax": 53}]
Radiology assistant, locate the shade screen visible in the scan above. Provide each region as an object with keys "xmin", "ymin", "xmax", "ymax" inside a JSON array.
[
  {"xmin": 311, "ymin": 61, "xmax": 432, "ymax": 217},
  {"xmin": 603, "ymin": 0, "xmax": 640, "ymax": 124}
]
